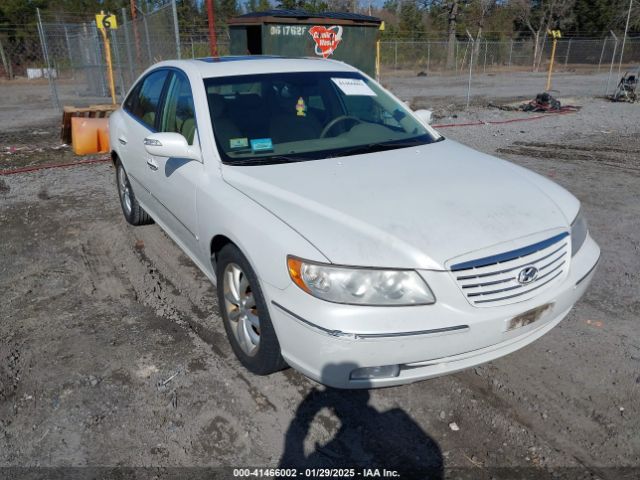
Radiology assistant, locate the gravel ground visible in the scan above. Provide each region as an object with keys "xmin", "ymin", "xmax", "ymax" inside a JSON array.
[{"xmin": 0, "ymin": 78, "xmax": 639, "ymax": 479}]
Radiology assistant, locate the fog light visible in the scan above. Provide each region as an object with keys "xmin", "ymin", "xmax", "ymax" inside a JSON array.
[{"xmin": 350, "ymin": 365, "xmax": 400, "ymax": 380}]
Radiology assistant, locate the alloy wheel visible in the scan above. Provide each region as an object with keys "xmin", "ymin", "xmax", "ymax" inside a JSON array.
[{"xmin": 223, "ymin": 262, "xmax": 261, "ymax": 356}]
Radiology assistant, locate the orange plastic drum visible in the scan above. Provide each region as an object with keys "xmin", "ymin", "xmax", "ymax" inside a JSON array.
[{"xmin": 71, "ymin": 117, "xmax": 110, "ymax": 155}]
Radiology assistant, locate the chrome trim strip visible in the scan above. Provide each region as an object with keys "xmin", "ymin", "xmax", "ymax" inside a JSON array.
[
  {"xmin": 474, "ymin": 270, "xmax": 563, "ymax": 304},
  {"xmin": 271, "ymin": 301, "xmax": 469, "ymax": 339},
  {"xmin": 451, "ymin": 232, "xmax": 569, "ymax": 272},
  {"xmin": 271, "ymin": 301, "xmax": 351, "ymax": 338},
  {"xmin": 467, "ymin": 260, "xmax": 565, "ymax": 298},
  {"xmin": 538, "ymin": 251, "xmax": 567, "ymax": 270},
  {"xmin": 576, "ymin": 255, "xmax": 600, "ymax": 286},
  {"xmin": 455, "ymin": 243, "xmax": 567, "ymax": 280},
  {"xmin": 354, "ymin": 325, "xmax": 469, "ymax": 338}
]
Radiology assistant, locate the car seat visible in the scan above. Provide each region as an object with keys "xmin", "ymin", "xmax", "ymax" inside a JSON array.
[{"xmin": 208, "ymin": 93, "xmax": 242, "ymax": 146}]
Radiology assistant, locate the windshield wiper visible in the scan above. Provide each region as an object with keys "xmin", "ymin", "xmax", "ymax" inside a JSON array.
[
  {"xmin": 226, "ymin": 155, "xmax": 307, "ymax": 166},
  {"xmin": 330, "ymin": 140, "xmax": 425, "ymax": 158}
]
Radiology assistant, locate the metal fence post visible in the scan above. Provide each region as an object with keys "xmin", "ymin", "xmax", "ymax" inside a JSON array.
[
  {"xmin": 0, "ymin": 37, "xmax": 12, "ymax": 79},
  {"xmin": 465, "ymin": 30, "xmax": 474, "ymax": 109},
  {"xmin": 110, "ymin": 28, "xmax": 126, "ymax": 102},
  {"xmin": 92, "ymin": 22, "xmax": 107, "ymax": 97},
  {"xmin": 63, "ymin": 24, "xmax": 74, "ymax": 79},
  {"xmin": 483, "ymin": 39, "xmax": 488, "ymax": 73},
  {"xmin": 427, "ymin": 42, "xmax": 430, "ymax": 72},
  {"xmin": 36, "ymin": 8, "xmax": 60, "ymax": 110},
  {"xmin": 605, "ymin": 31, "xmax": 619, "ymax": 96},
  {"xmin": 394, "ymin": 41, "xmax": 397, "ymax": 69},
  {"xmin": 121, "ymin": 8, "xmax": 135, "ymax": 86},
  {"xmin": 143, "ymin": 13, "xmax": 152, "ymax": 63},
  {"xmin": 171, "ymin": 0, "xmax": 181, "ymax": 59},
  {"xmin": 564, "ymin": 38, "xmax": 572, "ymax": 66},
  {"xmin": 597, "ymin": 37, "xmax": 607, "ymax": 73},
  {"xmin": 455, "ymin": 40, "xmax": 459, "ymax": 72},
  {"xmin": 508, "ymin": 38, "xmax": 513, "ymax": 69},
  {"xmin": 618, "ymin": 0, "xmax": 633, "ymax": 78}
]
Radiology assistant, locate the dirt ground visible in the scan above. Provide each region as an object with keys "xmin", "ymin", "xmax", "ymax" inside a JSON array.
[{"xmin": 0, "ymin": 80, "xmax": 639, "ymax": 479}]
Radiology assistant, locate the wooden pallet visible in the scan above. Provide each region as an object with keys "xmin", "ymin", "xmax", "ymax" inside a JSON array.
[{"xmin": 61, "ymin": 104, "xmax": 118, "ymax": 145}]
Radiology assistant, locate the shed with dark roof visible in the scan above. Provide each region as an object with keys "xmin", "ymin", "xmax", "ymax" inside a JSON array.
[{"xmin": 228, "ymin": 10, "xmax": 382, "ymax": 76}]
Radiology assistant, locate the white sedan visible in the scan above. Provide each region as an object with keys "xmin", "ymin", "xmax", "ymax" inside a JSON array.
[{"xmin": 109, "ymin": 57, "xmax": 600, "ymax": 388}]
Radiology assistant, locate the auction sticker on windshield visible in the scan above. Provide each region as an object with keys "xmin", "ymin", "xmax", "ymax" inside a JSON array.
[
  {"xmin": 250, "ymin": 138, "xmax": 274, "ymax": 152},
  {"xmin": 331, "ymin": 78, "xmax": 376, "ymax": 96},
  {"xmin": 229, "ymin": 137, "xmax": 249, "ymax": 149}
]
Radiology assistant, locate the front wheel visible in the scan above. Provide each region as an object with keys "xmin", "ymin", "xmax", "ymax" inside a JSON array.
[{"xmin": 216, "ymin": 244, "xmax": 286, "ymax": 375}]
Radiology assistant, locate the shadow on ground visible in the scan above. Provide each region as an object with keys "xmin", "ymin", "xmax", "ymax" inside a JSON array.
[{"xmin": 279, "ymin": 363, "xmax": 443, "ymax": 478}]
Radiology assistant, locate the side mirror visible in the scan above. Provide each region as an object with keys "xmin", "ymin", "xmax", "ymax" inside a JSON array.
[
  {"xmin": 414, "ymin": 109, "xmax": 433, "ymax": 126},
  {"xmin": 143, "ymin": 132, "xmax": 200, "ymax": 161}
]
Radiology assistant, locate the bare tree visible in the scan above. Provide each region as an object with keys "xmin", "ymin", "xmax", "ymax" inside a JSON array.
[
  {"xmin": 470, "ymin": 0, "xmax": 497, "ymax": 64},
  {"xmin": 513, "ymin": 0, "xmax": 575, "ymax": 71},
  {"xmin": 446, "ymin": 0, "xmax": 460, "ymax": 69}
]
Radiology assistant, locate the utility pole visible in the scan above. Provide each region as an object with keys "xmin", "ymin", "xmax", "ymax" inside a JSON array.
[{"xmin": 206, "ymin": 0, "xmax": 218, "ymax": 57}]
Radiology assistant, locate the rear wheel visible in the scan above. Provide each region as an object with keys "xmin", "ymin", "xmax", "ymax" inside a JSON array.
[
  {"xmin": 216, "ymin": 244, "xmax": 286, "ymax": 375},
  {"xmin": 116, "ymin": 159, "xmax": 153, "ymax": 226}
]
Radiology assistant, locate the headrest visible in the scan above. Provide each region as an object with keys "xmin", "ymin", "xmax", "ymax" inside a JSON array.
[
  {"xmin": 235, "ymin": 93, "xmax": 262, "ymax": 109},
  {"xmin": 209, "ymin": 93, "xmax": 226, "ymax": 118}
]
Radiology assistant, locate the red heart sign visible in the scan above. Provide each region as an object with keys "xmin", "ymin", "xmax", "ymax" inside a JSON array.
[{"xmin": 308, "ymin": 25, "xmax": 343, "ymax": 58}]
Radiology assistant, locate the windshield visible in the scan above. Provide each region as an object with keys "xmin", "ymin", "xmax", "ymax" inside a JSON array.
[{"xmin": 204, "ymin": 71, "xmax": 438, "ymax": 165}]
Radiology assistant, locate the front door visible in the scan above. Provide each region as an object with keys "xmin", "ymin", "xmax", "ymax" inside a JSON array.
[
  {"xmin": 119, "ymin": 69, "xmax": 170, "ymax": 209},
  {"xmin": 144, "ymin": 70, "xmax": 202, "ymax": 255}
]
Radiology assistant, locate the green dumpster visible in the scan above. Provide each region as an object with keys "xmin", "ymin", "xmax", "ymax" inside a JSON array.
[{"xmin": 228, "ymin": 9, "xmax": 382, "ymax": 77}]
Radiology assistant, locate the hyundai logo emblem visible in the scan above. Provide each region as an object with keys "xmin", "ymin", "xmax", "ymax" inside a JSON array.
[{"xmin": 517, "ymin": 266, "xmax": 539, "ymax": 284}]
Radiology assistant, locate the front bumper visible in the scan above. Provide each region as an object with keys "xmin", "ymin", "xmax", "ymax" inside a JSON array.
[{"xmin": 264, "ymin": 235, "xmax": 600, "ymax": 389}]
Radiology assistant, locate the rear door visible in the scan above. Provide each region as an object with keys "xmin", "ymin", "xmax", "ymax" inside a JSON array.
[
  {"xmin": 119, "ymin": 69, "xmax": 170, "ymax": 211},
  {"xmin": 144, "ymin": 70, "xmax": 203, "ymax": 255}
]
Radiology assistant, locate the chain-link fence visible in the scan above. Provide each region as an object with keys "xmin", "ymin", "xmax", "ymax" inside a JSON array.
[
  {"xmin": 2, "ymin": 6, "xmax": 639, "ymax": 112},
  {"xmin": 31, "ymin": 2, "xmax": 183, "ymax": 109},
  {"xmin": 379, "ymin": 37, "xmax": 640, "ymax": 75},
  {"xmin": 378, "ymin": 36, "xmax": 640, "ymax": 106}
]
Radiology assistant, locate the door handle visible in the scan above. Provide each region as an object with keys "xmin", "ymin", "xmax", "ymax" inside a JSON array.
[
  {"xmin": 118, "ymin": 136, "xmax": 127, "ymax": 145},
  {"xmin": 146, "ymin": 158, "xmax": 158, "ymax": 171}
]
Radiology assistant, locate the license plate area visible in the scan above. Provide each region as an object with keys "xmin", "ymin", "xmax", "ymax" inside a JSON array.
[{"xmin": 506, "ymin": 303, "xmax": 554, "ymax": 331}]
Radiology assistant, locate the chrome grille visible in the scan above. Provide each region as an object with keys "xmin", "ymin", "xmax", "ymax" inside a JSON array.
[{"xmin": 449, "ymin": 232, "xmax": 570, "ymax": 307}]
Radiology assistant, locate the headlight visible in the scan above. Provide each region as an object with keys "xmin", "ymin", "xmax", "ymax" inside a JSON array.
[
  {"xmin": 571, "ymin": 210, "xmax": 588, "ymax": 256},
  {"xmin": 287, "ymin": 256, "xmax": 435, "ymax": 306}
]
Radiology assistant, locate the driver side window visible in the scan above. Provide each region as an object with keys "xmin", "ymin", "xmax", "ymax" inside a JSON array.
[{"xmin": 160, "ymin": 72, "xmax": 196, "ymax": 145}]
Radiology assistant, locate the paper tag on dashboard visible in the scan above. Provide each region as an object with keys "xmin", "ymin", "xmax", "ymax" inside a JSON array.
[{"xmin": 331, "ymin": 78, "xmax": 377, "ymax": 96}]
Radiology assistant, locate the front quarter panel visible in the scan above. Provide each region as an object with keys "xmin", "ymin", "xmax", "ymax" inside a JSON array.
[
  {"xmin": 197, "ymin": 171, "xmax": 328, "ymax": 290},
  {"xmin": 109, "ymin": 109, "xmax": 125, "ymax": 162}
]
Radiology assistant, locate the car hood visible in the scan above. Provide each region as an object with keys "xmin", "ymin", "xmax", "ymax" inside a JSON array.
[{"xmin": 221, "ymin": 140, "xmax": 577, "ymax": 270}]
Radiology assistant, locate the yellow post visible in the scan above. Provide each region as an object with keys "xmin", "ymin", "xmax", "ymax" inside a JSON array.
[
  {"xmin": 375, "ymin": 40, "xmax": 381, "ymax": 81},
  {"xmin": 376, "ymin": 21, "xmax": 384, "ymax": 82},
  {"xmin": 96, "ymin": 11, "xmax": 118, "ymax": 105},
  {"xmin": 546, "ymin": 30, "xmax": 561, "ymax": 91}
]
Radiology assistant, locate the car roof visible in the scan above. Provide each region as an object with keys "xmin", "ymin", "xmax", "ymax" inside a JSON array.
[{"xmin": 154, "ymin": 56, "xmax": 359, "ymax": 79}]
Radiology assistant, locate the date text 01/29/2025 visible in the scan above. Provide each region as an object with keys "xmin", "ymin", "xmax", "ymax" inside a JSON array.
[{"xmin": 233, "ymin": 468, "xmax": 400, "ymax": 478}]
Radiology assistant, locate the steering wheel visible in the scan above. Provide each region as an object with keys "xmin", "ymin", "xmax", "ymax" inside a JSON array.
[{"xmin": 320, "ymin": 115, "xmax": 362, "ymax": 138}]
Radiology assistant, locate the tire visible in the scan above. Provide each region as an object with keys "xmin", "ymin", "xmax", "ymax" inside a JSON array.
[
  {"xmin": 115, "ymin": 159, "xmax": 153, "ymax": 226},
  {"xmin": 216, "ymin": 244, "xmax": 287, "ymax": 375}
]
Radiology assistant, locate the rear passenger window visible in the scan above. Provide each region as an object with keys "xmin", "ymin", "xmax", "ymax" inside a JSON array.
[
  {"xmin": 160, "ymin": 72, "xmax": 196, "ymax": 145},
  {"xmin": 123, "ymin": 83, "xmax": 141, "ymax": 113},
  {"xmin": 129, "ymin": 70, "xmax": 169, "ymax": 129}
]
